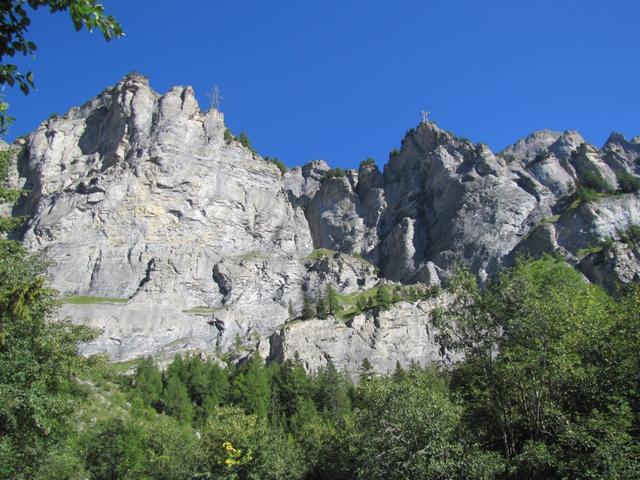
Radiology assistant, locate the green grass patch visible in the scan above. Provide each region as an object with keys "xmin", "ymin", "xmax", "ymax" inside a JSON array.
[
  {"xmin": 105, "ymin": 358, "xmax": 141, "ymax": 375},
  {"xmin": 304, "ymin": 249, "xmax": 376, "ymax": 270},
  {"xmin": 541, "ymin": 214, "xmax": 560, "ymax": 224},
  {"xmin": 0, "ymin": 188, "xmax": 27, "ymax": 203},
  {"xmin": 577, "ymin": 245, "xmax": 603, "ymax": 257},
  {"xmin": 337, "ymin": 286, "xmax": 379, "ymax": 307},
  {"xmin": 334, "ymin": 283, "xmax": 441, "ymax": 320},
  {"xmin": 336, "ymin": 287, "xmax": 379, "ymax": 320},
  {"xmin": 0, "ymin": 215, "xmax": 25, "ymax": 233},
  {"xmin": 183, "ymin": 306, "xmax": 222, "ymax": 314},
  {"xmin": 238, "ymin": 250, "xmax": 264, "ymax": 262},
  {"xmin": 567, "ymin": 197, "xmax": 582, "ymax": 210},
  {"xmin": 305, "ymin": 248, "xmax": 336, "ymax": 261},
  {"xmin": 60, "ymin": 295, "xmax": 129, "ymax": 305}
]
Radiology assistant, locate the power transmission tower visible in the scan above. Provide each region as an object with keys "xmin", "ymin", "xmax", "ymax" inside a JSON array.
[{"xmin": 208, "ymin": 85, "xmax": 223, "ymax": 111}]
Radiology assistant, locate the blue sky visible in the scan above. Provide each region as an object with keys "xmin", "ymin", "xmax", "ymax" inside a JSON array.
[{"xmin": 3, "ymin": 0, "xmax": 639, "ymax": 169}]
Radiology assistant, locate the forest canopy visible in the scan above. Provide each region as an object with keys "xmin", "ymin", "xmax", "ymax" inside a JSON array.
[{"xmin": 1, "ymin": 254, "xmax": 639, "ymax": 479}]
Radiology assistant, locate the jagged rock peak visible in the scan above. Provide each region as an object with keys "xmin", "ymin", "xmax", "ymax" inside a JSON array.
[
  {"xmin": 120, "ymin": 71, "xmax": 151, "ymax": 86},
  {"xmin": 604, "ymin": 131, "xmax": 640, "ymax": 151},
  {"xmin": 548, "ymin": 130, "xmax": 586, "ymax": 160},
  {"xmin": 500, "ymin": 129, "xmax": 563, "ymax": 161},
  {"xmin": 4, "ymin": 74, "xmax": 640, "ymax": 372}
]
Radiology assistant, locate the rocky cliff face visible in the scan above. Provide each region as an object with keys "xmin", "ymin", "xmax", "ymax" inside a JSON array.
[{"xmin": 3, "ymin": 74, "xmax": 639, "ymax": 373}]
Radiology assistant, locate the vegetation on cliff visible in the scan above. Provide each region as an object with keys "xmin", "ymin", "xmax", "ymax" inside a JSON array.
[{"xmin": 2, "ymin": 253, "xmax": 639, "ymax": 479}]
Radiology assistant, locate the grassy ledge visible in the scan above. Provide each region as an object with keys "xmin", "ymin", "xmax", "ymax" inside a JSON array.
[
  {"xmin": 59, "ymin": 295, "xmax": 129, "ymax": 305},
  {"xmin": 182, "ymin": 306, "xmax": 221, "ymax": 314}
]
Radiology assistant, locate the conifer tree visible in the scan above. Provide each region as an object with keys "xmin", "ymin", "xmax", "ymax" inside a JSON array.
[
  {"xmin": 356, "ymin": 295, "xmax": 367, "ymax": 312},
  {"xmin": 358, "ymin": 358, "xmax": 375, "ymax": 383},
  {"xmin": 166, "ymin": 353, "xmax": 187, "ymax": 383},
  {"xmin": 288, "ymin": 299, "xmax": 295, "ymax": 320},
  {"xmin": 231, "ymin": 353, "xmax": 271, "ymax": 417},
  {"xmin": 132, "ymin": 356, "xmax": 163, "ymax": 407},
  {"xmin": 273, "ymin": 358, "xmax": 313, "ymax": 419},
  {"xmin": 392, "ymin": 360, "xmax": 408, "ymax": 382},
  {"xmin": 203, "ymin": 361, "xmax": 230, "ymax": 413},
  {"xmin": 184, "ymin": 355, "xmax": 208, "ymax": 406},
  {"xmin": 326, "ymin": 285, "xmax": 341, "ymax": 316},
  {"xmin": 391, "ymin": 287, "xmax": 402, "ymax": 303},
  {"xmin": 289, "ymin": 397, "xmax": 320, "ymax": 434},
  {"xmin": 316, "ymin": 295, "xmax": 327, "ymax": 319},
  {"xmin": 376, "ymin": 284, "xmax": 392, "ymax": 310},
  {"xmin": 315, "ymin": 360, "xmax": 352, "ymax": 422},
  {"xmin": 302, "ymin": 294, "xmax": 315, "ymax": 320},
  {"xmin": 162, "ymin": 373, "xmax": 193, "ymax": 423}
]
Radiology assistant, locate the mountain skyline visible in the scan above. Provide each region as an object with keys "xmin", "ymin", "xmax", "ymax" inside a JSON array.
[{"xmin": 4, "ymin": 0, "xmax": 639, "ymax": 169}]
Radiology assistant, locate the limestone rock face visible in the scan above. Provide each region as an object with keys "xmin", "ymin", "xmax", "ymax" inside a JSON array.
[
  {"xmin": 6, "ymin": 74, "xmax": 640, "ymax": 373},
  {"xmin": 267, "ymin": 298, "xmax": 450, "ymax": 376},
  {"xmin": 17, "ymin": 74, "xmax": 316, "ymax": 360}
]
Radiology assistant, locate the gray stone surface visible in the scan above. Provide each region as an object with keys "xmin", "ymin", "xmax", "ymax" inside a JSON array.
[
  {"xmin": 5, "ymin": 73, "xmax": 640, "ymax": 373},
  {"xmin": 267, "ymin": 297, "xmax": 451, "ymax": 377}
]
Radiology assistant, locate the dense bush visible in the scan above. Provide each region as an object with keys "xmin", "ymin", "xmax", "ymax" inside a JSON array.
[
  {"xmin": 531, "ymin": 149, "xmax": 550, "ymax": 164},
  {"xmin": 338, "ymin": 369, "xmax": 505, "ymax": 480},
  {"xmin": 575, "ymin": 185, "xmax": 600, "ymax": 203},
  {"xmin": 359, "ymin": 157, "xmax": 376, "ymax": 168},
  {"xmin": 582, "ymin": 171, "xmax": 613, "ymax": 193},
  {"xmin": 322, "ymin": 167, "xmax": 347, "ymax": 181},
  {"xmin": 4, "ymin": 252, "xmax": 640, "ymax": 479},
  {"xmin": 434, "ymin": 256, "xmax": 640, "ymax": 479},
  {"xmin": 618, "ymin": 172, "xmax": 640, "ymax": 193},
  {"xmin": 264, "ymin": 156, "xmax": 287, "ymax": 175},
  {"xmin": 0, "ymin": 241, "xmax": 98, "ymax": 479},
  {"xmin": 237, "ymin": 132, "xmax": 254, "ymax": 152},
  {"xmin": 618, "ymin": 224, "xmax": 640, "ymax": 245}
]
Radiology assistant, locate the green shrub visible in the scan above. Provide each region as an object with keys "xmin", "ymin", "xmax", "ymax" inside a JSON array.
[
  {"xmin": 322, "ymin": 168, "xmax": 347, "ymax": 181},
  {"xmin": 0, "ymin": 215, "xmax": 25, "ymax": 233},
  {"xmin": 627, "ymin": 224, "xmax": 640, "ymax": 242},
  {"xmin": 575, "ymin": 186, "xmax": 600, "ymax": 203},
  {"xmin": 531, "ymin": 149, "xmax": 550, "ymax": 165},
  {"xmin": 599, "ymin": 237, "xmax": 615, "ymax": 254},
  {"xmin": 389, "ymin": 148, "xmax": 400, "ymax": 159},
  {"xmin": 237, "ymin": 132, "xmax": 252, "ymax": 150},
  {"xmin": 618, "ymin": 172, "xmax": 640, "ymax": 193},
  {"xmin": 582, "ymin": 171, "xmax": 612, "ymax": 193},
  {"xmin": 264, "ymin": 156, "xmax": 286, "ymax": 175},
  {"xmin": 0, "ymin": 187, "xmax": 23, "ymax": 202},
  {"xmin": 0, "ymin": 148, "xmax": 12, "ymax": 182},
  {"xmin": 223, "ymin": 128, "xmax": 234, "ymax": 143},
  {"xmin": 375, "ymin": 284, "xmax": 392, "ymax": 310},
  {"xmin": 618, "ymin": 224, "xmax": 640, "ymax": 245},
  {"xmin": 359, "ymin": 157, "xmax": 376, "ymax": 168}
]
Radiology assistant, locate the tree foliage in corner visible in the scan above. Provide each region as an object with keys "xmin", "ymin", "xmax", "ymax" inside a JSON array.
[
  {"xmin": 433, "ymin": 256, "xmax": 640, "ymax": 479},
  {"xmin": 0, "ymin": 0, "xmax": 123, "ymax": 133},
  {"xmin": 0, "ymin": 241, "xmax": 98, "ymax": 478}
]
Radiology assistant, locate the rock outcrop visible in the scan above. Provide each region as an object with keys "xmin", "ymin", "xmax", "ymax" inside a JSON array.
[
  {"xmin": 3, "ymin": 73, "xmax": 640, "ymax": 373},
  {"xmin": 266, "ymin": 297, "xmax": 451, "ymax": 376}
]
